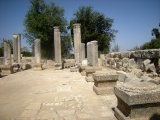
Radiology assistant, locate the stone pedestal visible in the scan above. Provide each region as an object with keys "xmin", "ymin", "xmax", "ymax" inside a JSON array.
[
  {"xmin": 87, "ymin": 41, "xmax": 98, "ymax": 66},
  {"xmin": 73, "ymin": 24, "xmax": 81, "ymax": 63},
  {"xmin": 93, "ymin": 71, "xmax": 118, "ymax": 95},
  {"xmin": 33, "ymin": 63, "xmax": 42, "ymax": 71},
  {"xmin": 0, "ymin": 65, "xmax": 13, "ymax": 75},
  {"xmin": 13, "ymin": 34, "xmax": 21, "ymax": 63},
  {"xmin": 85, "ymin": 66, "xmax": 102, "ymax": 82},
  {"xmin": 54, "ymin": 26, "xmax": 62, "ymax": 69},
  {"xmin": 114, "ymin": 81, "xmax": 160, "ymax": 120},
  {"xmin": 33, "ymin": 39, "xmax": 42, "ymax": 70}
]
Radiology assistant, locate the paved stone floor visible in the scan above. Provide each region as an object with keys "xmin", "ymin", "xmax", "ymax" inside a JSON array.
[{"xmin": 0, "ymin": 68, "xmax": 117, "ymax": 120}]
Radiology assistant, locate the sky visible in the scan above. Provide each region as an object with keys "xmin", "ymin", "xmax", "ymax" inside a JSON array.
[{"xmin": 0, "ymin": 0, "xmax": 159, "ymax": 52}]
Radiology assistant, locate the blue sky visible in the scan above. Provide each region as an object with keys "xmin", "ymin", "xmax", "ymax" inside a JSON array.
[{"xmin": 0, "ymin": 0, "xmax": 159, "ymax": 51}]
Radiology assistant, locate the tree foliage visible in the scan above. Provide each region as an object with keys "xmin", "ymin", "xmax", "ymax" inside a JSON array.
[
  {"xmin": 23, "ymin": 0, "xmax": 71, "ymax": 59},
  {"xmin": 69, "ymin": 6, "xmax": 117, "ymax": 54}
]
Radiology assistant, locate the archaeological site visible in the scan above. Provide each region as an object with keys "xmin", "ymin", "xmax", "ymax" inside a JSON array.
[{"xmin": 0, "ymin": 23, "xmax": 160, "ymax": 120}]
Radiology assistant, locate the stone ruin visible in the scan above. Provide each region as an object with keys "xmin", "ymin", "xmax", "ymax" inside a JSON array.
[{"xmin": 0, "ymin": 23, "xmax": 160, "ymax": 119}]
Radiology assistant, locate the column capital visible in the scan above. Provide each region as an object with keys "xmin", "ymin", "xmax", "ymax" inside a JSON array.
[
  {"xmin": 73, "ymin": 23, "xmax": 81, "ymax": 28},
  {"xmin": 54, "ymin": 26, "xmax": 60, "ymax": 32}
]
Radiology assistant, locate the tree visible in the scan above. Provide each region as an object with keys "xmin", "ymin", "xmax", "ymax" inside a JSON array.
[
  {"xmin": 21, "ymin": 46, "xmax": 32, "ymax": 57},
  {"xmin": 23, "ymin": 0, "xmax": 71, "ymax": 59},
  {"xmin": 69, "ymin": 6, "xmax": 117, "ymax": 54},
  {"xmin": 152, "ymin": 28, "xmax": 160, "ymax": 39}
]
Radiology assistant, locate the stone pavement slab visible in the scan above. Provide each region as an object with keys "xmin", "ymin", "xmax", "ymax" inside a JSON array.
[{"xmin": 0, "ymin": 68, "xmax": 117, "ymax": 120}]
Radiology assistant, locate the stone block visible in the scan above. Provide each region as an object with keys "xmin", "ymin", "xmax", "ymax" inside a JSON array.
[
  {"xmin": 0, "ymin": 65, "xmax": 13, "ymax": 75},
  {"xmin": 33, "ymin": 63, "xmax": 42, "ymax": 71},
  {"xmin": 70, "ymin": 67, "xmax": 78, "ymax": 72},
  {"xmin": 54, "ymin": 63, "xmax": 62, "ymax": 70},
  {"xmin": 93, "ymin": 71, "xmax": 118, "ymax": 95},
  {"xmin": 114, "ymin": 81, "xmax": 160, "ymax": 120},
  {"xmin": 122, "ymin": 58, "xmax": 129, "ymax": 68},
  {"xmin": 85, "ymin": 66, "xmax": 102, "ymax": 82},
  {"xmin": 128, "ymin": 58, "xmax": 138, "ymax": 68}
]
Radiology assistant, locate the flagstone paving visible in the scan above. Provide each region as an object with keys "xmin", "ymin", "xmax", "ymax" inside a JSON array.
[{"xmin": 0, "ymin": 68, "xmax": 117, "ymax": 120}]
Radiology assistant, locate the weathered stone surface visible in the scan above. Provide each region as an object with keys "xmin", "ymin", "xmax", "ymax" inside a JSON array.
[
  {"xmin": 143, "ymin": 59, "xmax": 151, "ymax": 71},
  {"xmin": 54, "ymin": 26, "xmax": 61, "ymax": 64},
  {"xmin": 93, "ymin": 71, "xmax": 118, "ymax": 95},
  {"xmin": 0, "ymin": 65, "xmax": 13, "ymax": 75},
  {"xmin": 92, "ymin": 71, "xmax": 118, "ymax": 82},
  {"xmin": 70, "ymin": 67, "xmax": 78, "ymax": 72},
  {"xmin": 85, "ymin": 66, "xmax": 102, "ymax": 73},
  {"xmin": 34, "ymin": 39, "xmax": 41, "ymax": 64},
  {"xmin": 54, "ymin": 63, "xmax": 62, "ymax": 70},
  {"xmin": 117, "ymin": 71, "xmax": 139, "ymax": 83},
  {"xmin": 128, "ymin": 58, "xmax": 137, "ymax": 68},
  {"xmin": 88, "ymin": 41, "xmax": 98, "ymax": 66},
  {"xmin": 114, "ymin": 81, "xmax": 160, "ymax": 120},
  {"xmin": 13, "ymin": 34, "xmax": 21, "ymax": 63},
  {"xmin": 3, "ymin": 42, "xmax": 11, "ymax": 65},
  {"xmin": 79, "ymin": 43, "xmax": 85, "ymax": 63},
  {"xmin": 122, "ymin": 58, "xmax": 129, "ymax": 68},
  {"xmin": 33, "ymin": 63, "xmax": 42, "ymax": 71},
  {"xmin": 73, "ymin": 23, "xmax": 81, "ymax": 63}
]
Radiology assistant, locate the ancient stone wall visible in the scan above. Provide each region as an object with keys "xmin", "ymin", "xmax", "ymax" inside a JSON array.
[{"xmin": 104, "ymin": 49, "xmax": 160, "ymax": 74}]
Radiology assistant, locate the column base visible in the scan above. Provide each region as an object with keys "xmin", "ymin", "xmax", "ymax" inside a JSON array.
[
  {"xmin": 0, "ymin": 65, "xmax": 13, "ymax": 75},
  {"xmin": 33, "ymin": 63, "xmax": 42, "ymax": 71},
  {"xmin": 54, "ymin": 63, "xmax": 62, "ymax": 70}
]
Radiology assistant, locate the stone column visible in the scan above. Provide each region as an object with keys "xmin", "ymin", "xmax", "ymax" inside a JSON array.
[
  {"xmin": 33, "ymin": 39, "xmax": 42, "ymax": 70},
  {"xmin": 54, "ymin": 26, "xmax": 61, "ymax": 63},
  {"xmin": 3, "ymin": 42, "xmax": 11, "ymax": 65},
  {"xmin": 79, "ymin": 43, "xmax": 85, "ymax": 63},
  {"xmin": 54, "ymin": 26, "xmax": 62, "ymax": 69},
  {"xmin": 34, "ymin": 39, "xmax": 41, "ymax": 63},
  {"xmin": 73, "ymin": 23, "xmax": 81, "ymax": 63},
  {"xmin": 13, "ymin": 34, "xmax": 21, "ymax": 63},
  {"xmin": 87, "ymin": 41, "xmax": 98, "ymax": 66}
]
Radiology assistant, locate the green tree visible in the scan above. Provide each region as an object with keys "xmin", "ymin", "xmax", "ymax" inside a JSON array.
[
  {"xmin": 23, "ymin": 0, "xmax": 71, "ymax": 59},
  {"xmin": 152, "ymin": 28, "xmax": 160, "ymax": 39},
  {"xmin": 69, "ymin": 6, "xmax": 117, "ymax": 54}
]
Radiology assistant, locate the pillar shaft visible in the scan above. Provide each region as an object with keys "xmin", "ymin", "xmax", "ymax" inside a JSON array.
[
  {"xmin": 79, "ymin": 43, "xmax": 85, "ymax": 63},
  {"xmin": 73, "ymin": 24, "xmax": 81, "ymax": 63},
  {"xmin": 3, "ymin": 42, "xmax": 11, "ymax": 65},
  {"xmin": 54, "ymin": 26, "xmax": 61, "ymax": 63},
  {"xmin": 87, "ymin": 41, "xmax": 98, "ymax": 66},
  {"xmin": 13, "ymin": 34, "xmax": 21, "ymax": 63},
  {"xmin": 34, "ymin": 39, "xmax": 41, "ymax": 63}
]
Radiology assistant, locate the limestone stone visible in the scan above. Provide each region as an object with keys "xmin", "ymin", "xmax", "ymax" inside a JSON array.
[
  {"xmin": 70, "ymin": 67, "xmax": 78, "ymax": 72},
  {"xmin": 87, "ymin": 41, "xmax": 98, "ymax": 66},
  {"xmin": 93, "ymin": 71, "xmax": 118, "ymax": 95},
  {"xmin": 85, "ymin": 66, "xmax": 102, "ymax": 82},
  {"xmin": 33, "ymin": 63, "xmax": 42, "ymax": 71},
  {"xmin": 13, "ymin": 34, "xmax": 21, "ymax": 63},
  {"xmin": 122, "ymin": 58, "xmax": 129, "ymax": 68},
  {"xmin": 73, "ymin": 24, "xmax": 81, "ymax": 63},
  {"xmin": 0, "ymin": 65, "xmax": 13, "ymax": 75},
  {"xmin": 34, "ymin": 39, "xmax": 41, "ymax": 64},
  {"xmin": 116, "ymin": 71, "xmax": 139, "ymax": 83},
  {"xmin": 114, "ymin": 81, "xmax": 160, "ymax": 120},
  {"xmin": 54, "ymin": 26, "xmax": 62, "ymax": 66},
  {"xmin": 148, "ymin": 63, "xmax": 156, "ymax": 72},
  {"xmin": 128, "ymin": 58, "xmax": 137, "ymax": 68},
  {"xmin": 143, "ymin": 59, "xmax": 151, "ymax": 71},
  {"xmin": 79, "ymin": 43, "xmax": 85, "ymax": 63},
  {"xmin": 3, "ymin": 42, "xmax": 11, "ymax": 65}
]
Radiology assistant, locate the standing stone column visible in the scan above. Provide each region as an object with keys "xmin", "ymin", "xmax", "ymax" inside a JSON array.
[
  {"xmin": 73, "ymin": 23, "xmax": 81, "ymax": 63},
  {"xmin": 13, "ymin": 34, "xmax": 21, "ymax": 63},
  {"xmin": 35, "ymin": 39, "xmax": 41, "ymax": 63},
  {"xmin": 54, "ymin": 26, "xmax": 62, "ymax": 69},
  {"xmin": 0, "ymin": 42, "xmax": 13, "ymax": 75},
  {"xmin": 87, "ymin": 41, "xmax": 98, "ymax": 66},
  {"xmin": 3, "ymin": 42, "xmax": 11, "ymax": 65},
  {"xmin": 33, "ymin": 39, "xmax": 42, "ymax": 70},
  {"xmin": 79, "ymin": 43, "xmax": 85, "ymax": 63}
]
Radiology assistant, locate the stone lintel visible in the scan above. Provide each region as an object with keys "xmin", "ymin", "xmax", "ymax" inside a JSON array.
[{"xmin": 92, "ymin": 71, "xmax": 118, "ymax": 82}]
